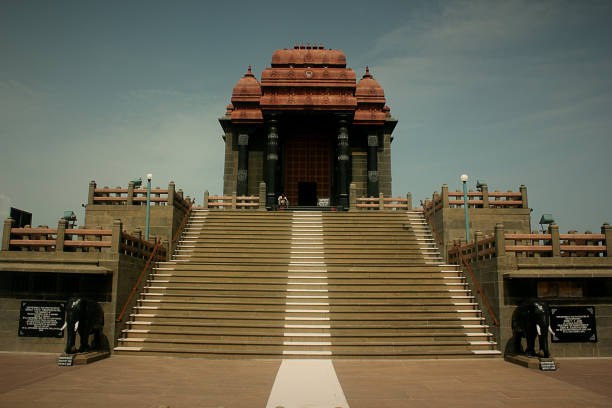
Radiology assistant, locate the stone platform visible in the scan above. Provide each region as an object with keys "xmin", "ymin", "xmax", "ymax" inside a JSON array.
[
  {"xmin": 504, "ymin": 353, "xmax": 559, "ymax": 370},
  {"xmin": 58, "ymin": 351, "xmax": 110, "ymax": 366},
  {"xmin": 1, "ymin": 353, "xmax": 611, "ymax": 407}
]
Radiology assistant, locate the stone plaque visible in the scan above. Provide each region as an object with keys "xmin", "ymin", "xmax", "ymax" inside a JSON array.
[
  {"xmin": 18, "ymin": 301, "xmax": 65, "ymax": 338},
  {"xmin": 57, "ymin": 355, "xmax": 74, "ymax": 366},
  {"xmin": 539, "ymin": 359, "xmax": 557, "ymax": 371},
  {"xmin": 550, "ymin": 306, "xmax": 597, "ymax": 343}
]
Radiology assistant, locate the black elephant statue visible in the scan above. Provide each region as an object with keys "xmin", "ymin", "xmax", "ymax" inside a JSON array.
[
  {"xmin": 61, "ymin": 298, "xmax": 105, "ymax": 354},
  {"xmin": 511, "ymin": 300, "xmax": 553, "ymax": 358}
]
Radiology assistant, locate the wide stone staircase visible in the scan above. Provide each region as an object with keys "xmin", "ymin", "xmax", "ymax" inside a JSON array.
[{"xmin": 114, "ymin": 209, "xmax": 501, "ymax": 358}]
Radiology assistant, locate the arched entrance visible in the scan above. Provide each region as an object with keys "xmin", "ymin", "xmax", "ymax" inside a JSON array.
[{"xmin": 283, "ymin": 132, "xmax": 333, "ymax": 206}]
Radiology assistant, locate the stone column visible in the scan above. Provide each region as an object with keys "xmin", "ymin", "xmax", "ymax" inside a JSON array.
[
  {"xmin": 441, "ymin": 184, "xmax": 449, "ymax": 208},
  {"xmin": 336, "ymin": 120, "xmax": 350, "ymax": 210},
  {"xmin": 203, "ymin": 190, "xmax": 209, "ymax": 209},
  {"xmin": 549, "ymin": 223, "xmax": 561, "ymax": 257},
  {"xmin": 265, "ymin": 121, "xmax": 279, "ymax": 208},
  {"xmin": 111, "ymin": 219, "xmax": 123, "ymax": 254},
  {"xmin": 602, "ymin": 223, "xmax": 612, "ymax": 257},
  {"xmin": 56, "ymin": 219, "xmax": 67, "ymax": 252},
  {"xmin": 481, "ymin": 184, "xmax": 489, "ymax": 208},
  {"xmin": 127, "ymin": 181, "xmax": 135, "ymax": 205},
  {"xmin": 520, "ymin": 185, "xmax": 528, "ymax": 208},
  {"xmin": 406, "ymin": 192, "xmax": 412, "ymax": 210},
  {"xmin": 237, "ymin": 133, "xmax": 249, "ymax": 197},
  {"xmin": 366, "ymin": 134, "xmax": 379, "ymax": 198},
  {"xmin": 168, "ymin": 181, "xmax": 176, "ymax": 207},
  {"xmin": 88, "ymin": 180, "xmax": 96, "ymax": 205},
  {"xmin": 259, "ymin": 182, "xmax": 267, "ymax": 211},
  {"xmin": 494, "ymin": 223, "xmax": 506, "ymax": 257},
  {"xmin": 2, "ymin": 218, "xmax": 13, "ymax": 251},
  {"xmin": 349, "ymin": 183, "xmax": 357, "ymax": 211}
]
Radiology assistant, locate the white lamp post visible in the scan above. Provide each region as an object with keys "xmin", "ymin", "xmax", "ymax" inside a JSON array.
[
  {"xmin": 145, "ymin": 173, "xmax": 152, "ymax": 240},
  {"xmin": 461, "ymin": 174, "xmax": 470, "ymax": 243}
]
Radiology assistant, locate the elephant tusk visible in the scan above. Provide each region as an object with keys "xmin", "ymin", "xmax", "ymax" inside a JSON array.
[
  {"xmin": 74, "ymin": 321, "xmax": 79, "ymax": 332},
  {"xmin": 59, "ymin": 322, "xmax": 67, "ymax": 331},
  {"xmin": 536, "ymin": 324, "xmax": 542, "ymax": 336},
  {"xmin": 549, "ymin": 326, "xmax": 555, "ymax": 336}
]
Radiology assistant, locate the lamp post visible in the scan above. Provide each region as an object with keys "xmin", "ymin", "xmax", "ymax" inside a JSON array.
[
  {"xmin": 461, "ymin": 174, "xmax": 470, "ymax": 243},
  {"xmin": 145, "ymin": 173, "xmax": 152, "ymax": 240}
]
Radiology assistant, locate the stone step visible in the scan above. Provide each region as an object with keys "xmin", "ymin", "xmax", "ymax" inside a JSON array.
[
  {"xmin": 132, "ymin": 306, "xmax": 481, "ymax": 319},
  {"xmin": 125, "ymin": 320, "xmax": 491, "ymax": 333},
  {"xmin": 135, "ymin": 301, "xmax": 477, "ymax": 313},
  {"xmin": 147, "ymin": 276, "xmax": 465, "ymax": 285},
  {"xmin": 142, "ymin": 287, "xmax": 471, "ymax": 297},
  {"xmin": 121, "ymin": 327, "xmax": 494, "ymax": 340},
  {"xmin": 141, "ymin": 293, "xmax": 474, "ymax": 304},
  {"xmin": 155, "ymin": 263, "xmax": 454, "ymax": 272},
  {"xmin": 114, "ymin": 346, "xmax": 500, "ymax": 359},
  {"xmin": 128, "ymin": 313, "xmax": 485, "ymax": 326},
  {"xmin": 115, "ymin": 339, "xmax": 498, "ymax": 355}
]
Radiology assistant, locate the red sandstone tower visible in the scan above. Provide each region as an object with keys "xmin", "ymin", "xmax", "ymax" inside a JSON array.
[{"xmin": 220, "ymin": 45, "xmax": 397, "ymax": 209}]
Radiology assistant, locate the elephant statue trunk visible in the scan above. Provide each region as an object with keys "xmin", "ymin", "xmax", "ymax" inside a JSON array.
[
  {"xmin": 63, "ymin": 298, "xmax": 105, "ymax": 354},
  {"xmin": 511, "ymin": 300, "xmax": 552, "ymax": 358}
]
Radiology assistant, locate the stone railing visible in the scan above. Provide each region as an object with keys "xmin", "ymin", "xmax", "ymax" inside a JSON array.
[
  {"xmin": 202, "ymin": 187, "xmax": 265, "ymax": 210},
  {"xmin": 200, "ymin": 183, "xmax": 413, "ymax": 211},
  {"xmin": 88, "ymin": 180, "xmax": 191, "ymax": 212},
  {"xmin": 352, "ymin": 193, "xmax": 413, "ymax": 211},
  {"xmin": 423, "ymin": 184, "xmax": 527, "ymax": 219},
  {"xmin": 448, "ymin": 223, "xmax": 611, "ymax": 264},
  {"xmin": 2, "ymin": 218, "xmax": 166, "ymax": 261}
]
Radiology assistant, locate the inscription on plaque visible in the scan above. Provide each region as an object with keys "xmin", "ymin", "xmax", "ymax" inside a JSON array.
[
  {"xmin": 18, "ymin": 301, "xmax": 65, "ymax": 338},
  {"xmin": 550, "ymin": 306, "xmax": 597, "ymax": 343},
  {"xmin": 539, "ymin": 359, "xmax": 557, "ymax": 371}
]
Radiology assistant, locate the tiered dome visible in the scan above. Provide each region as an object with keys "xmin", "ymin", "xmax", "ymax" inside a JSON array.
[
  {"xmin": 355, "ymin": 67, "xmax": 385, "ymax": 101},
  {"xmin": 231, "ymin": 66, "xmax": 261, "ymax": 104},
  {"xmin": 354, "ymin": 67, "xmax": 388, "ymax": 124},
  {"xmin": 223, "ymin": 48, "xmax": 393, "ymax": 124},
  {"xmin": 229, "ymin": 66, "xmax": 263, "ymax": 123},
  {"xmin": 271, "ymin": 44, "xmax": 346, "ymax": 67}
]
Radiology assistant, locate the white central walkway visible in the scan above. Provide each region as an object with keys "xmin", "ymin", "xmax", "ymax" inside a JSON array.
[
  {"xmin": 266, "ymin": 212, "xmax": 350, "ymax": 408},
  {"xmin": 266, "ymin": 359, "xmax": 350, "ymax": 408}
]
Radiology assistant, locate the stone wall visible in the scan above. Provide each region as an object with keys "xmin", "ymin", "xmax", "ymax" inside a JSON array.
[
  {"xmin": 351, "ymin": 151, "xmax": 367, "ymax": 198},
  {"xmin": 458, "ymin": 251, "xmax": 612, "ymax": 357},
  {"xmin": 435, "ymin": 207, "xmax": 532, "ymax": 257},
  {"xmin": 0, "ymin": 250, "xmax": 150, "ymax": 353}
]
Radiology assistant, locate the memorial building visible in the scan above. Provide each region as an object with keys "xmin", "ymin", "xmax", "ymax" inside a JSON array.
[
  {"xmin": 0, "ymin": 45, "xmax": 611, "ymax": 360},
  {"xmin": 219, "ymin": 45, "xmax": 397, "ymax": 209}
]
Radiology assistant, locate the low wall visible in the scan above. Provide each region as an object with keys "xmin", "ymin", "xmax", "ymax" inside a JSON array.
[{"xmin": 0, "ymin": 298, "xmax": 114, "ymax": 353}]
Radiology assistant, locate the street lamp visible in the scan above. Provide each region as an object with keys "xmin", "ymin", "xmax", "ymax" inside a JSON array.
[
  {"xmin": 461, "ymin": 174, "xmax": 470, "ymax": 243},
  {"xmin": 145, "ymin": 173, "xmax": 152, "ymax": 240}
]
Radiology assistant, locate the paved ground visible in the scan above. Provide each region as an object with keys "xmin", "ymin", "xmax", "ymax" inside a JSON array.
[{"xmin": 1, "ymin": 353, "xmax": 611, "ymax": 408}]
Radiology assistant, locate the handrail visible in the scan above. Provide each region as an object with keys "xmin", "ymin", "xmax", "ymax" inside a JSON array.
[
  {"xmin": 171, "ymin": 203, "xmax": 193, "ymax": 250},
  {"xmin": 116, "ymin": 238, "xmax": 161, "ymax": 322},
  {"xmin": 454, "ymin": 243, "xmax": 500, "ymax": 327},
  {"xmin": 421, "ymin": 207, "xmax": 444, "ymax": 250}
]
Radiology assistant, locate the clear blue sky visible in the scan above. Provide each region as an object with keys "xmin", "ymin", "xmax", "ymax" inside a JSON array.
[{"xmin": 1, "ymin": 0, "xmax": 611, "ymax": 232}]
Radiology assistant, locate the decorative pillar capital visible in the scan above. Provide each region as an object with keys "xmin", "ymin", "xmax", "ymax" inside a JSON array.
[
  {"xmin": 238, "ymin": 133, "xmax": 249, "ymax": 146},
  {"xmin": 367, "ymin": 134, "xmax": 379, "ymax": 147}
]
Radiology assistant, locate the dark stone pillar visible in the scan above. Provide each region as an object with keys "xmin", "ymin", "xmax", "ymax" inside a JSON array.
[
  {"xmin": 265, "ymin": 121, "xmax": 279, "ymax": 208},
  {"xmin": 336, "ymin": 120, "xmax": 350, "ymax": 210},
  {"xmin": 367, "ymin": 134, "xmax": 379, "ymax": 197},
  {"xmin": 237, "ymin": 133, "xmax": 249, "ymax": 196}
]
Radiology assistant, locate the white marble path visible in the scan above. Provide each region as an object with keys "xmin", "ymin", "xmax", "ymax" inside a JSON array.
[{"xmin": 265, "ymin": 359, "xmax": 350, "ymax": 408}]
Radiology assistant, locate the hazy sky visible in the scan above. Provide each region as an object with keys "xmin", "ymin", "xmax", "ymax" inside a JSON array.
[{"xmin": 1, "ymin": 0, "xmax": 611, "ymax": 232}]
